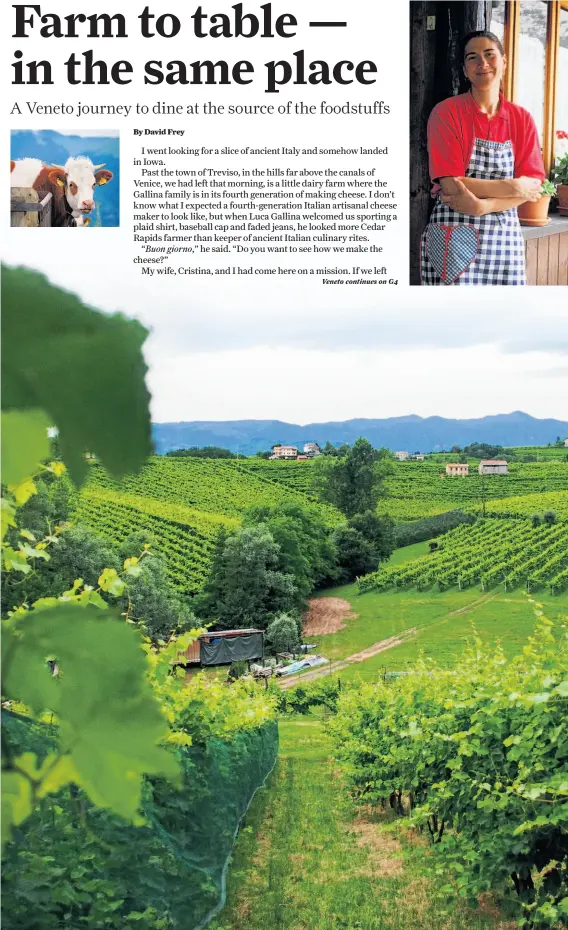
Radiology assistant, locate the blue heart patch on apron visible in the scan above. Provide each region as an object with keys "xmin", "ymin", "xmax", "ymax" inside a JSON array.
[{"xmin": 426, "ymin": 224, "xmax": 479, "ymax": 284}]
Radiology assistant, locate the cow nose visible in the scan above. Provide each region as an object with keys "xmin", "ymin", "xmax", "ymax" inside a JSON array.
[{"xmin": 81, "ymin": 199, "xmax": 94, "ymax": 211}]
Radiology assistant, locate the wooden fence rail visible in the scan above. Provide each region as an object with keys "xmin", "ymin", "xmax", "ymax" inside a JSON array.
[{"xmin": 10, "ymin": 187, "xmax": 53, "ymax": 227}]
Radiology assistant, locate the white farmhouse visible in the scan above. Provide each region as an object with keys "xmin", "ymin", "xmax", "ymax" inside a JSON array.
[
  {"xmin": 564, "ymin": 439, "xmax": 568, "ymax": 447},
  {"xmin": 303, "ymin": 442, "xmax": 321, "ymax": 457},
  {"xmin": 479, "ymin": 460, "xmax": 508, "ymax": 475},
  {"xmin": 446, "ymin": 463, "xmax": 469, "ymax": 476},
  {"xmin": 395, "ymin": 451, "xmax": 409, "ymax": 461},
  {"xmin": 270, "ymin": 445, "xmax": 299, "ymax": 460}
]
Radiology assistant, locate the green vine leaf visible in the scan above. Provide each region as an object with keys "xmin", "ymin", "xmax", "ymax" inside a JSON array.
[
  {"xmin": 1, "ymin": 265, "xmax": 152, "ymax": 485},
  {"xmin": 3, "ymin": 605, "xmax": 180, "ymax": 820},
  {"xmin": 1, "ymin": 408, "xmax": 51, "ymax": 485},
  {"xmin": 98, "ymin": 568, "xmax": 126, "ymax": 597},
  {"xmin": 1, "ymin": 771, "xmax": 33, "ymax": 849}
]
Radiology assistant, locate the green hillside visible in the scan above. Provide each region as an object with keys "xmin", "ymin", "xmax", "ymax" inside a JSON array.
[
  {"xmin": 74, "ymin": 460, "xmax": 341, "ymax": 595},
  {"xmin": 72, "ymin": 459, "xmax": 568, "ymax": 596},
  {"xmin": 358, "ymin": 517, "xmax": 568, "ymax": 595},
  {"xmin": 238, "ymin": 459, "xmax": 568, "ymax": 520}
]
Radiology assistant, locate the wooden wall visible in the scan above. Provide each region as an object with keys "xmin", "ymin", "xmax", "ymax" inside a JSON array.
[{"xmin": 525, "ymin": 232, "xmax": 568, "ymax": 286}]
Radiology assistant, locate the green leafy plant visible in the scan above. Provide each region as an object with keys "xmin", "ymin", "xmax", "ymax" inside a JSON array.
[
  {"xmin": 330, "ymin": 609, "xmax": 568, "ymax": 928},
  {"xmin": 541, "ymin": 179, "xmax": 557, "ymax": 197},
  {"xmin": 551, "ymin": 154, "xmax": 568, "ymax": 187},
  {"xmin": 1, "ymin": 265, "xmax": 175, "ymax": 845}
]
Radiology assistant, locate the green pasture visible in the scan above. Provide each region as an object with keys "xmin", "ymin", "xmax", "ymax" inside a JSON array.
[
  {"xmin": 306, "ymin": 582, "xmax": 567, "ymax": 682},
  {"xmin": 387, "ymin": 540, "xmax": 432, "ymax": 564}
]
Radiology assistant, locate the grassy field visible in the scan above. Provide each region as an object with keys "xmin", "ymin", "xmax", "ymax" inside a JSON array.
[
  {"xmin": 304, "ymin": 583, "xmax": 567, "ymax": 681},
  {"xmin": 210, "ymin": 719, "xmax": 515, "ymax": 930},
  {"xmin": 387, "ymin": 540, "xmax": 431, "ymax": 564}
]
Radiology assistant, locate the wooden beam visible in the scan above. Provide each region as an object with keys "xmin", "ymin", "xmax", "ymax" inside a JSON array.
[
  {"xmin": 502, "ymin": 1, "xmax": 520, "ymax": 101},
  {"xmin": 543, "ymin": 1, "xmax": 560, "ymax": 174},
  {"xmin": 409, "ymin": 1, "xmax": 438, "ymax": 285}
]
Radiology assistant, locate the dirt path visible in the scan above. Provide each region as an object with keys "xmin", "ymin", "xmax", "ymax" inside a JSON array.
[
  {"xmin": 447, "ymin": 593, "xmax": 497, "ymax": 616},
  {"xmin": 279, "ymin": 592, "xmax": 498, "ymax": 689},
  {"xmin": 278, "ymin": 628, "xmax": 417, "ymax": 689}
]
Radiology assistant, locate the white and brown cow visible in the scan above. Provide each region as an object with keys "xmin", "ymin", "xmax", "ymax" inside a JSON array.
[{"xmin": 10, "ymin": 156, "xmax": 113, "ymax": 227}]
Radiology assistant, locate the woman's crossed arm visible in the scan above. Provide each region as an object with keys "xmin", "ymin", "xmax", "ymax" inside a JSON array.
[{"xmin": 439, "ymin": 177, "xmax": 541, "ymax": 216}]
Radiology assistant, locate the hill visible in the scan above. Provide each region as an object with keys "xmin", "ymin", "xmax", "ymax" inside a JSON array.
[
  {"xmin": 244, "ymin": 458, "xmax": 568, "ymax": 521},
  {"xmin": 72, "ymin": 459, "xmax": 568, "ymax": 596},
  {"xmin": 152, "ymin": 412, "xmax": 568, "ymax": 455},
  {"xmin": 74, "ymin": 459, "xmax": 340, "ymax": 595}
]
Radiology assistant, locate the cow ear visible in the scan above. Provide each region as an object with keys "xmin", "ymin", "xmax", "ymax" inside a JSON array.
[
  {"xmin": 47, "ymin": 167, "xmax": 66, "ymax": 187},
  {"xmin": 95, "ymin": 169, "xmax": 113, "ymax": 186},
  {"xmin": 10, "ymin": 160, "xmax": 15, "ymax": 173}
]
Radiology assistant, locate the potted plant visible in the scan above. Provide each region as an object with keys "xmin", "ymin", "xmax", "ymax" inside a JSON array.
[
  {"xmin": 517, "ymin": 179, "xmax": 557, "ymax": 228},
  {"xmin": 551, "ymin": 131, "xmax": 568, "ymax": 216}
]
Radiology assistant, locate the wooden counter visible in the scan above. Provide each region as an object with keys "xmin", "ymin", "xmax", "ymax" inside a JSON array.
[{"xmin": 523, "ymin": 215, "xmax": 568, "ymax": 286}]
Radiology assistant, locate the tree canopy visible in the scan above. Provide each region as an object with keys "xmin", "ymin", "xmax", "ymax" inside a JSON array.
[
  {"xmin": 165, "ymin": 446, "xmax": 237, "ymax": 459},
  {"xmin": 312, "ymin": 438, "xmax": 394, "ymax": 518}
]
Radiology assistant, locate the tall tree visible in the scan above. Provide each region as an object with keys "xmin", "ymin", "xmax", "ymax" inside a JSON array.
[
  {"xmin": 312, "ymin": 438, "xmax": 394, "ymax": 518},
  {"xmin": 333, "ymin": 511, "xmax": 395, "ymax": 584},
  {"xmin": 196, "ymin": 525, "xmax": 297, "ymax": 631},
  {"xmin": 244, "ymin": 502, "xmax": 337, "ymax": 605}
]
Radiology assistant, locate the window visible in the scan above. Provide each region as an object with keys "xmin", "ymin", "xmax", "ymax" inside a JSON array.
[
  {"xmin": 517, "ymin": 1, "xmax": 548, "ymax": 140},
  {"xmin": 557, "ymin": 5, "xmax": 568, "ymax": 143},
  {"xmin": 494, "ymin": 1, "xmax": 568, "ymax": 172}
]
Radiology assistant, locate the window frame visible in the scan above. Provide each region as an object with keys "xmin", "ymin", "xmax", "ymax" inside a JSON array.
[{"xmin": 499, "ymin": 0, "xmax": 566, "ymax": 173}]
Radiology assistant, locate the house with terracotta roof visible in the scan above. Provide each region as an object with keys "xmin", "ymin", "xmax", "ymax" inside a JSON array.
[
  {"xmin": 479, "ymin": 460, "xmax": 508, "ymax": 475},
  {"xmin": 446, "ymin": 463, "xmax": 469, "ymax": 477},
  {"xmin": 270, "ymin": 445, "xmax": 298, "ymax": 460}
]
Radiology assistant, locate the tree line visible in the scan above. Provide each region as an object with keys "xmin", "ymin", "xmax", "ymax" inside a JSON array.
[{"xmin": 3, "ymin": 439, "xmax": 395, "ymax": 652}]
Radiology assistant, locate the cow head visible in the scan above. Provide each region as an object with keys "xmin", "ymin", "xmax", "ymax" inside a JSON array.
[{"xmin": 47, "ymin": 157, "xmax": 114, "ymax": 216}]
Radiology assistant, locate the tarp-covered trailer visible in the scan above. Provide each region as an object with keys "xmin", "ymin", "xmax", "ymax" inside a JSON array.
[{"xmin": 181, "ymin": 629, "xmax": 265, "ymax": 668}]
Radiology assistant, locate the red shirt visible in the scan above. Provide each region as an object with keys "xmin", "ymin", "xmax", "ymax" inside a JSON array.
[{"xmin": 428, "ymin": 92, "xmax": 545, "ymax": 193}]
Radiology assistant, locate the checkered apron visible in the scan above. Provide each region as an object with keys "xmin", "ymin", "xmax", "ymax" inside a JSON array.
[{"xmin": 421, "ymin": 138, "xmax": 526, "ymax": 285}]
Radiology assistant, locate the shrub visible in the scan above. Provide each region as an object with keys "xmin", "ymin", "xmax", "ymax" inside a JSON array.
[
  {"xmin": 266, "ymin": 612, "xmax": 301, "ymax": 655},
  {"xmin": 394, "ymin": 510, "xmax": 475, "ymax": 548}
]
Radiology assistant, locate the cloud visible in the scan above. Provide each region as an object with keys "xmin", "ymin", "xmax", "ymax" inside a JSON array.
[
  {"xmin": 4, "ymin": 247, "xmax": 565, "ymax": 358},
  {"xmin": 528, "ymin": 365, "xmax": 568, "ymax": 378},
  {"xmin": 146, "ymin": 345, "xmax": 568, "ymax": 423}
]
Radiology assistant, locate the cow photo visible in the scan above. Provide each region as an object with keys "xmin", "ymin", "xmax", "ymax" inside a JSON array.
[{"xmin": 10, "ymin": 130, "xmax": 119, "ymax": 228}]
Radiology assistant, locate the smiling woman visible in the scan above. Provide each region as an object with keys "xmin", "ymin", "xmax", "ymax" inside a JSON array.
[{"xmin": 420, "ymin": 29, "xmax": 546, "ymax": 285}]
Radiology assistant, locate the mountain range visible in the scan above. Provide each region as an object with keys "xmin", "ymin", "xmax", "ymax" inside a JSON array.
[{"xmin": 152, "ymin": 412, "xmax": 568, "ymax": 455}]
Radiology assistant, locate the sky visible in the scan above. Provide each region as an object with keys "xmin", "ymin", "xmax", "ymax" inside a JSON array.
[
  {"xmin": 4, "ymin": 0, "xmax": 567, "ymax": 425},
  {"xmin": 3, "ymin": 240, "xmax": 567, "ymax": 423}
]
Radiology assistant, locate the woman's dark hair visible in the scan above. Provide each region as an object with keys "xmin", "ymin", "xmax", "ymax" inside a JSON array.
[{"xmin": 461, "ymin": 30, "xmax": 505, "ymax": 61}]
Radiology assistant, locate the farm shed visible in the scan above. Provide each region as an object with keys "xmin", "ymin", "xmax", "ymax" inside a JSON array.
[
  {"xmin": 479, "ymin": 460, "xmax": 509, "ymax": 475},
  {"xmin": 181, "ymin": 629, "xmax": 265, "ymax": 667}
]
